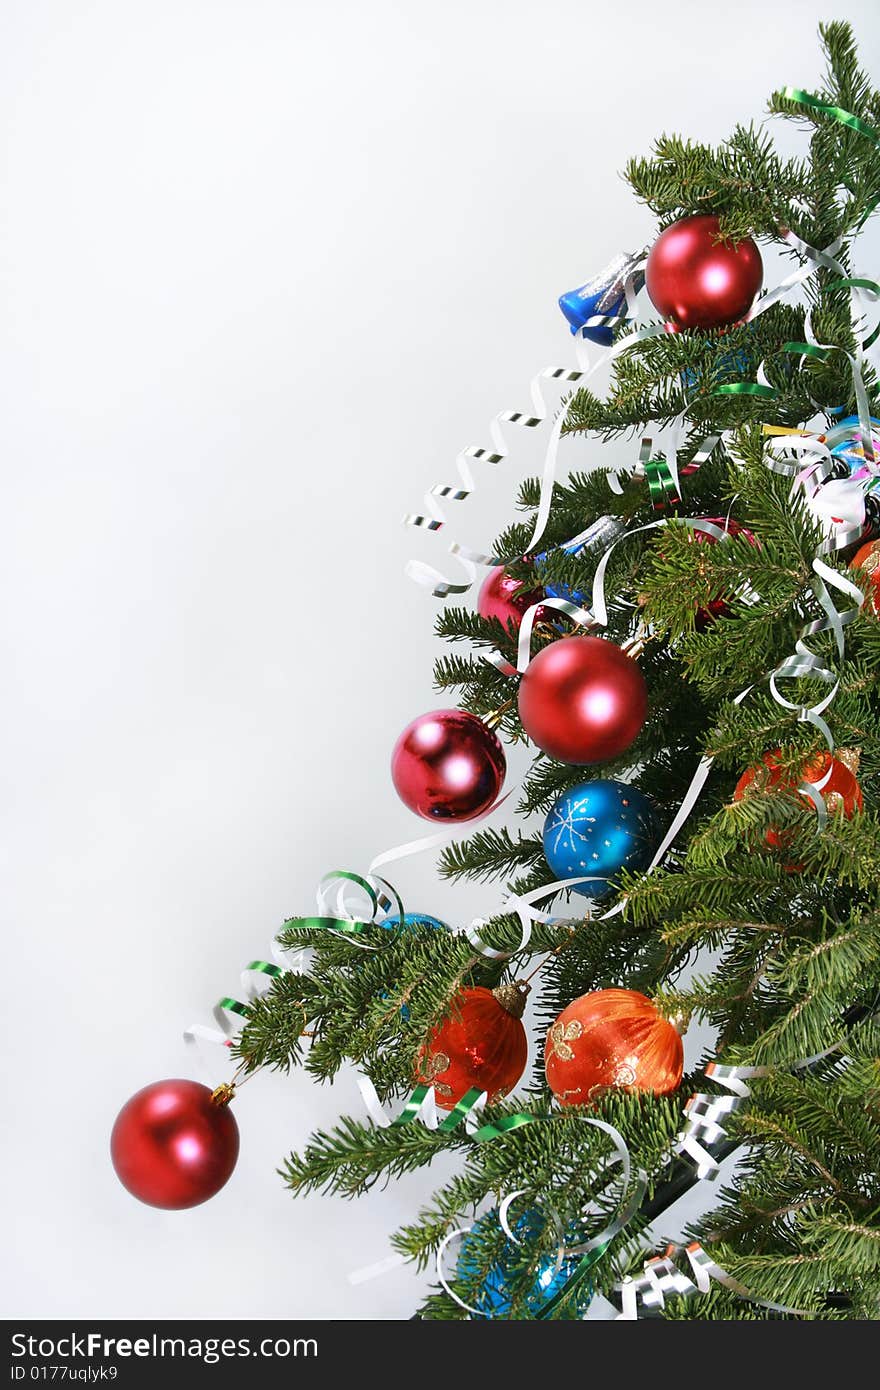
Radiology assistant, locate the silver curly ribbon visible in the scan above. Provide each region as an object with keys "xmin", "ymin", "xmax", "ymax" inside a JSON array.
[
  {"xmin": 348, "ymin": 1031, "xmax": 857, "ymax": 1314},
  {"xmin": 350, "ymin": 1051, "xmax": 836, "ymax": 1316},
  {"xmin": 404, "ymin": 213, "xmax": 876, "ymax": 603},
  {"xmin": 616, "ymin": 1241, "xmax": 813, "ymax": 1320},
  {"xmin": 404, "ymin": 259, "xmax": 666, "ymax": 599},
  {"xmin": 614, "ymin": 1038, "xmax": 865, "ymax": 1321},
  {"xmin": 403, "ymin": 358, "xmax": 589, "ymax": 599},
  {"xmin": 464, "ymin": 873, "xmax": 615, "ymax": 959},
  {"xmin": 768, "ymin": 557, "xmax": 865, "ymax": 754},
  {"xmin": 676, "ymin": 1061, "xmax": 762, "ymax": 1179},
  {"xmin": 183, "ymin": 947, "xmax": 295, "ymax": 1049},
  {"xmin": 764, "ymin": 428, "xmax": 867, "ymax": 553}
]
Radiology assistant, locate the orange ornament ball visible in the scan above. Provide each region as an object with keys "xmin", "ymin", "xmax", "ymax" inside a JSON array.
[
  {"xmin": 734, "ymin": 749, "xmax": 862, "ymax": 852},
  {"xmin": 851, "ymin": 538, "xmax": 880, "ymax": 615},
  {"xmin": 415, "ymin": 984, "xmax": 529, "ymax": 1111},
  {"xmin": 544, "ymin": 988, "xmax": 683, "ymax": 1107}
]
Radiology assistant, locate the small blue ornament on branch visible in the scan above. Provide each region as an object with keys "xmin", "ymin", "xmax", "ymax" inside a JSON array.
[
  {"xmin": 379, "ymin": 911, "xmax": 449, "ymax": 932},
  {"xmin": 558, "ymin": 252, "xmax": 644, "ymax": 345},
  {"xmin": 456, "ymin": 1206, "xmax": 591, "ymax": 1319},
  {"xmin": 543, "ymin": 779, "xmax": 658, "ymax": 899}
]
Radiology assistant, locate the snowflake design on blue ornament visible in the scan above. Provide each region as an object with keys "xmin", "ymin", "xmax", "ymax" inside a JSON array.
[
  {"xmin": 542, "ymin": 779, "xmax": 657, "ymax": 900},
  {"xmin": 544, "ymin": 797, "xmax": 598, "ymax": 868}
]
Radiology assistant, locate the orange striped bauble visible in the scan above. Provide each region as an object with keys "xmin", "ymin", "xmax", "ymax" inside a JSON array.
[
  {"xmin": 544, "ymin": 988, "xmax": 683, "ymax": 1106},
  {"xmin": 415, "ymin": 984, "xmax": 529, "ymax": 1111}
]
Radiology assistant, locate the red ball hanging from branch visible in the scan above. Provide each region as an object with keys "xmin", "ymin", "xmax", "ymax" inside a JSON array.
[
  {"xmin": 391, "ymin": 709, "xmax": 506, "ymax": 821},
  {"xmin": 646, "ymin": 215, "xmax": 763, "ymax": 331},
  {"xmin": 734, "ymin": 748, "xmax": 863, "ymax": 854},
  {"xmin": 544, "ymin": 989, "xmax": 684, "ymax": 1106},
  {"xmin": 415, "ymin": 983, "xmax": 530, "ymax": 1110},
  {"xmin": 478, "ymin": 564, "xmax": 547, "ymax": 634},
  {"xmin": 688, "ymin": 516, "xmax": 757, "ymax": 627},
  {"xmin": 110, "ymin": 1079, "xmax": 240, "ymax": 1209},
  {"xmin": 517, "ymin": 635, "xmax": 647, "ymax": 765}
]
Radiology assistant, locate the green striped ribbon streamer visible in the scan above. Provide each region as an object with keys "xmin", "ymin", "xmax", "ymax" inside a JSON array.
[
  {"xmin": 536, "ymin": 1241, "xmax": 609, "ymax": 1320},
  {"xmin": 714, "ymin": 339, "xmax": 853, "ymax": 406},
  {"xmin": 644, "ymin": 456, "xmax": 680, "ymax": 508},
  {"xmin": 393, "ymin": 1085, "xmax": 544, "ymax": 1140},
  {"xmin": 713, "ymin": 382, "xmax": 776, "ymax": 399},
  {"xmin": 780, "ymin": 87, "xmax": 880, "ymax": 147},
  {"xmin": 213, "ymin": 869, "xmax": 406, "ymax": 1024},
  {"xmin": 219, "ymin": 960, "xmax": 284, "ymax": 1019},
  {"xmin": 715, "ymin": 86, "xmax": 880, "ymax": 391},
  {"xmin": 783, "ymin": 339, "xmax": 831, "ymax": 361},
  {"xmin": 281, "ymin": 914, "xmax": 380, "ymax": 934},
  {"xmin": 780, "ymin": 87, "xmax": 880, "ymax": 234},
  {"xmin": 392, "ymin": 1084, "xmax": 488, "ymax": 1133}
]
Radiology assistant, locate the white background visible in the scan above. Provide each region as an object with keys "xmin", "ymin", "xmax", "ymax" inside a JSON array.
[{"xmin": 2, "ymin": 0, "xmax": 879, "ymax": 1320}]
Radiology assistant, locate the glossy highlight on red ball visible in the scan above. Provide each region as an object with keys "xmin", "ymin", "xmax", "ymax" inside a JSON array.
[
  {"xmin": 517, "ymin": 635, "xmax": 647, "ymax": 765},
  {"xmin": 110, "ymin": 1079, "xmax": 240, "ymax": 1209},
  {"xmin": 391, "ymin": 709, "xmax": 506, "ymax": 821},
  {"xmin": 477, "ymin": 564, "xmax": 546, "ymax": 634},
  {"xmin": 646, "ymin": 214, "xmax": 762, "ymax": 331}
]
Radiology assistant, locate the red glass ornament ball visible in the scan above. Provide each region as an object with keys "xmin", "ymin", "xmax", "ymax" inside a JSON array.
[
  {"xmin": 517, "ymin": 635, "xmax": 647, "ymax": 765},
  {"xmin": 734, "ymin": 749, "xmax": 862, "ymax": 851},
  {"xmin": 545, "ymin": 989, "xmax": 683, "ymax": 1106},
  {"xmin": 851, "ymin": 539, "xmax": 880, "ymax": 615},
  {"xmin": 646, "ymin": 215, "xmax": 763, "ymax": 331},
  {"xmin": 391, "ymin": 709, "xmax": 506, "ymax": 821},
  {"xmin": 416, "ymin": 986, "xmax": 528, "ymax": 1110},
  {"xmin": 689, "ymin": 516, "xmax": 756, "ymax": 626},
  {"xmin": 111, "ymin": 1079, "xmax": 240, "ymax": 1209},
  {"xmin": 478, "ymin": 564, "xmax": 547, "ymax": 633}
]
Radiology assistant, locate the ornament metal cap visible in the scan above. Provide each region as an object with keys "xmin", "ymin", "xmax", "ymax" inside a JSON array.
[
  {"xmin": 667, "ymin": 1009, "xmax": 691, "ymax": 1037},
  {"xmin": 835, "ymin": 747, "xmax": 861, "ymax": 775},
  {"xmin": 491, "ymin": 979, "xmax": 531, "ymax": 1019},
  {"xmin": 211, "ymin": 1082, "xmax": 236, "ymax": 1107}
]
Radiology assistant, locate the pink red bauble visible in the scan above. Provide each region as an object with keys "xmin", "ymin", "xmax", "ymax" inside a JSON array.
[
  {"xmin": 477, "ymin": 564, "xmax": 546, "ymax": 633},
  {"xmin": 517, "ymin": 635, "xmax": 647, "ymax": 765},
  {"xmin": 111, "ymin": 1079, "xmax": 239, "ymax": 1209},
  {"xmin": 646, "ymin": 215, "xmax": 763, "ymax": 331},
  {"xmin": 545, "ymin": 989, "xmax": 683, "ymax": 1106},
  {"xmin": 391, "ymin": 709, "xmax": 506, "ymax": 821},
  {"xmin": 416, "ymin": 983, "xmax": 529, "ymax": 1110},
  {"xmin": 689, "ymin": 516, "xmax": 757, "ymax": 626}
]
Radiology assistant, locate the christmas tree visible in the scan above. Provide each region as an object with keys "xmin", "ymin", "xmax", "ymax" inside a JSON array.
[{"xmin": 114, "ymin": 21, "xmax": 880, "ymax": 1319}]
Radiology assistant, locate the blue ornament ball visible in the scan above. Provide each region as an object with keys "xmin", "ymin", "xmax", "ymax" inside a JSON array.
[
  {"xmin": 456, "ymin": 1207, "xmax": 591, "ymax": 1319},
  {"xmin": 543, "ymin": 779, "xmax": 658, "ymax": 899},
  {"xmin": 378, "ymin": 911, "xmax": 448, "ymax": 932}
]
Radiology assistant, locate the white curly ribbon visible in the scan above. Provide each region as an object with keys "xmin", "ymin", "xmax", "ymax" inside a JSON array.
[
  {"xmin": 614, "ymin": 1044, "xmax": 857, "ymax": 1320},
  {"xmin": 404, "ymin": 256, "xmax": 667, "ymax": 599},
  {"xmin": 616, "ymin": 1240, "xmax": 814, "ymax": 1320}
]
